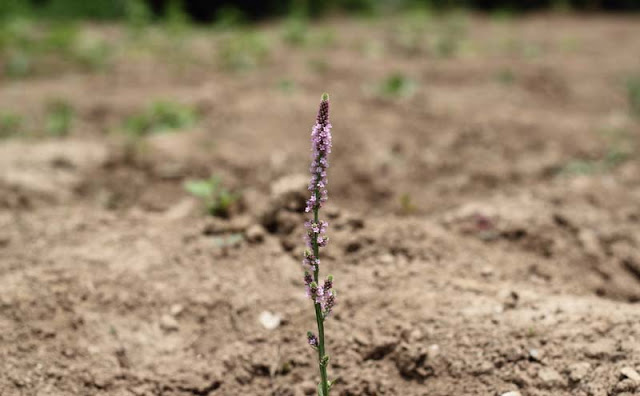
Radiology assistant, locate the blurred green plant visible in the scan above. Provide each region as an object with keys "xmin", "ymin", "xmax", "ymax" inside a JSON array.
[
  {"xmin": 0, "ymin": 19, "xmax": 111, "ymax": 77},
  {"xmin": 42, "ymin": 23, "xmax": 78, "ymax": 52},
  {"xmin": 124, "ymin": 101, "xmax": 198, "ymax": 137},
  {"xmin": 38, "ymin": 0, "xmax": 127, "ymax": 20},
  {"xmin": 377, "ymin": 73, "xmax": 417, "ymax": 98},
  {"xmin": 45, "ymin": 99, "xmax": 74, "ymax": 137},
  {"xmin": 4, "ymin": 51, "xmax": 32, "ymax": 77},
  {"xmin": 496, "ymin": 68, "xmax": 515, "ymax": 85},
  {"xmin": 165, "ymin": 0, "xmax": 191, "ymax": 35},
  {"xmin": 551, "ymin": 0, "xmax": 573, "ymax": 13},
  {"xmin": 277, "ymin": 79, "xmax": 297, "ymax": 93},
  {"xmin": 434, "ymin": 34, "xmax": 458, "ymax": 57},
  {"xmin": 0, "ymin": 112, "xmax": 24, "ymax": 139},
  {"xmin": 627, "ymin": 76, "xmax": 640, "ymax": 117},
  {"xmin": 360, "ymin": 40, "xmax": 384, "ymax": 59},
  {"xmin": 0, "ymin": 0, "xmax": 32, "ymax": 21},
  {"xmin": 73, "ymin": 37, "xmax": 112, "ymax": 70},
  {"xmin": 218, "ymin": 30, "xmax": 270, "ymax": 71},
  {"xmin": 490, "ymin": 7, "xmax": 517, "ymax": 21},
  {"xmin": 282, "ymin": 16, "xmax": 309, "ymax": 46},
  {"xmin": 312, "ymin": 27, "xmax": 336, "ymax": 48},
  {"xmin": 214, "ymin": 6, "xmax": 246, "ymax": 30},
  {"xmin": 308, "ymin": 57, "xmax": 329, "ymax": 74},
  {"xmin": 391, "ymin": 7, "xmax": 432, "ymax": 55},
  {"xmin": 432, "ymin": 11, "xmax": 468, "ymax": 58},
  {"xmin": 1, "ymin": 18, "xmax": 37, "ymax": 77},
  {"xmin": 184, "ymin": 176, "xmax": 240, "ymax": 217},
  {"xmin": 399, "ymin": 193, "xmax": 417, "ymax": 215},
  {"xmin": 560, "ymin": 128, "xmax": 634, "ymax": 176},
  {"xmin": 125, "ymin": 0, "xmax": 153, "ymax": 36}
]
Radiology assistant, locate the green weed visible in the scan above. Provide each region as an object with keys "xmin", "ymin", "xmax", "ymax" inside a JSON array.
[
  {"xmin": 0, "ymin": 112, "xmax": 23, "ymax": 139},
  {"xmin": 184, "ymin": 176, "xmax": 240, "ymax": 217},
  {"xmin": 560, "ymin": 153, "xmax": 630, "ymax": 176},
  {"xmin": 496, "ymin": 68, "xmax": 515, "ymax": 85},
  {"xmin": 277, "ymin": 79, "xmax": 297, "ymax": 93},
  {"xmin": 72, "ymin": 37, "xmax": 112, "ymax": 70},
  {"xmin": 399, "ymin": 193, "xmax": 417, "ymax": 215},
  {"xmin": 214, "ymin": 6, "xmax": 246, "ymax": 30},
  {"xmin": 627, "ymin": 76, "xmax": 640, "ymax": 117},
  {"xmin": 38, "ymin": 0, "xmax": 126, "ymax": 20},
  {"xmin": 4, "ymin": 50, "xmax": 32, "ymax": 77},
  {"xmin": 164, "ymin": 0, "xmax": 190, "ymax": 35},
  {"xmin": 124, "ymin": 101, "xmax": 198, "ymax": 137},
  {"xmin": 433, "ymin": 12, "xmax": 468, "ymax": 58},
  {"xmin": 392, "ymin": 8, "xmax": 432, "ymax": 55},
  {"xmin": 282, "ymin": 17, "xmax": 309, "ymax": 46},
  {"xmin": 377, "ymin": 73, "xmax": 417, "ymax": 98},
  {"xmin": 551, "ymin": 0, "xmax": 573, "ymax": 13},
  {"xmin": 218, "ymin": 30, "xmax": 270, "ymax": 71},
  {"xmin": 125, "ymin": 0, "xmax": 153, "ymax": 36},
  {"xmin": 45, "ymin": 99, "xmax": 74, "ymax": 137},
  {"xmin": 0, "ymin": 19, "xmax": 111, "ymax": 77},
  {"xmin": 491, "ymin": 7, "xmax": 517, "ymax": 22},
  {"xmin": 42, "ymin": 23, "xmax": 78, "ymax": 53},
  {"xmin": 560, "ymin": 128, "xmax": 634, "ymax": 176}
]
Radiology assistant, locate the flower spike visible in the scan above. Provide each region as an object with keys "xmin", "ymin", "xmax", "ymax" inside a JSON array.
[{"xmin": 301, "ymin": 93, "xmax": 336, "ymax": 396}]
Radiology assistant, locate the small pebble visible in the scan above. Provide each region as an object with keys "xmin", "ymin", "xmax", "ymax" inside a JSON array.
[
  {"xmin": 259, "ymin": 311, "xmax": 282, "ymax": 330},
  {"xmin": 538, "ymin": 367, "xmax": 564, "ymax": 387},
  {"xmin": 428, "ymin": 344, "xmax": 440, "ymax": 358},
  {"xmin": 567, "ymin": 362, "xmax": 591, "ymax": 382},
  {"xmin": 246, "ymin": 224, "xmax": 266, "ymax": 243},
  {"xmin": 170, "ymin": 304, "xmax": 184, "ymax": 316},
  {"xmin": 620, "ymin": 367, "xmax": 640, "ymax": 382},
  {"xmin": 379, "ymin": 254, "xmax": 394, "ymax": 265},
  {"xmin": 480, "ymin": 266, "xmax": 494, "ymax": 277},
  {"xmin": 529, "ymin": 348, "xmax": 542, "ymax": 362},
  {"xmin": 160, "ymin": 314, "xmax": 179, "ymax": 332}
]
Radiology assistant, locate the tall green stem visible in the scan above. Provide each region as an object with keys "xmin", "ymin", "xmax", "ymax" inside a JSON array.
[{"xmin": 312, "ymin": 185, "xmax": 329, "ymax": 396}]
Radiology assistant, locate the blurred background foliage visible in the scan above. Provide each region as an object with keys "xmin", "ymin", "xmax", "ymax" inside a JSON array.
[{"xmin": 1, "ymin": 0, "xmax": 639, "ymax": 23}]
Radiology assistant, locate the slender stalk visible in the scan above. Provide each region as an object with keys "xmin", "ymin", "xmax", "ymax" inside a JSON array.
[
  {"xmin": 312, "ymin": 195, "xmax": 329, "ymax": 396},
  {"xmin": 302, "ymin": 94, "xmax": 334, "ymax": 396}
]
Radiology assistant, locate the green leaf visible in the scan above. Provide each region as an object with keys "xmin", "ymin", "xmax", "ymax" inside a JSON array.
[
  {"xmin": 184, "ymin": 180, "xmax": 213, "ymax": 198},
  {"xmin": 317, "ymin": 383, "xmax": 324, "ymax": 396}
]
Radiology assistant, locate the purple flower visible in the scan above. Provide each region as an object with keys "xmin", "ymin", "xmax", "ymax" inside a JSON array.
[
  {"xmin": 302, "ymin": 250, "xmax": 319, "ymax": 271},
  {"xmin": 307, "ymin": 281, "xmax": 323, "ymax": 302},
  {"xmin": 305, "ymin": 96, "xmax": 332, "ymax": 214},
  {"xmin": 303, "ymin": 272, "xmax": 313, "ymax": 296},
  {"xmin": 307, "ymin": 331, "xmax": 318, "ymax": 348},
  {"xmin": 304, "ymin": 221, "xmax": 329, "ymax": 249},
  {"xmin": 319, "ymin": 275, "xmax": 336, "ymax": 316},
  {"xmin": 322, "ymin": 292, "xmax": 336, "ymax": 317},
  {"xmin": 322, "ymin": 275, "xmax": 333, "ymax": 292}
]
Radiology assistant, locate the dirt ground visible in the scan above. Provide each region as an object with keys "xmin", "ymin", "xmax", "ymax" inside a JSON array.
[{"xmin": 1, "ymin": 13, "xmax": 640, "ymax": 396}]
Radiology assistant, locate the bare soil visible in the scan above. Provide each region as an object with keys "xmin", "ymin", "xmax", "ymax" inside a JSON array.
[{"xmin": 1, "ymin": 14, "xmax": 640, "ymax": 396}]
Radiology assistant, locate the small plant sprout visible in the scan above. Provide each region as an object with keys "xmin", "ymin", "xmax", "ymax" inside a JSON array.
[
  {"xmin": 377, "ymin": 73, "xmax": 417, "ymax": 98},
  {"xmin": 45, "ymin": 99, "xmax": 74, "ymax": 137},
  {"xmin": 627, "ymin": 75, "xmax": 640, "ymax": 118},
  {"xmin": 124, "ymin": 101, "xmax": 198, "ymax": 137},
  {"xmin": 303, "ymin": 93, "xmax": 336, "ymax": 396},
  {"xmin": 0, "ymin": 112, "xmax": 23, "ymax": 139},
  {"xmin": 184, "ymin": 175, "xmax": 239, "ymax": 218},
  {"xmin": 218, "ymin": 30, "xmax": 270, "ymax": 72}
]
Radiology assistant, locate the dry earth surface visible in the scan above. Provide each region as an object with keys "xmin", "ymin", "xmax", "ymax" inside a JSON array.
[{"xmin": 1, "ymin": 13, "xmax": 640, "ymax": 396}]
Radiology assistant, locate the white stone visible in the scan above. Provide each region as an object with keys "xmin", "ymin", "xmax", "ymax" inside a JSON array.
[{"xmin": 259, "ymin": 311, "xmax": 282, "ymax": 330}]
